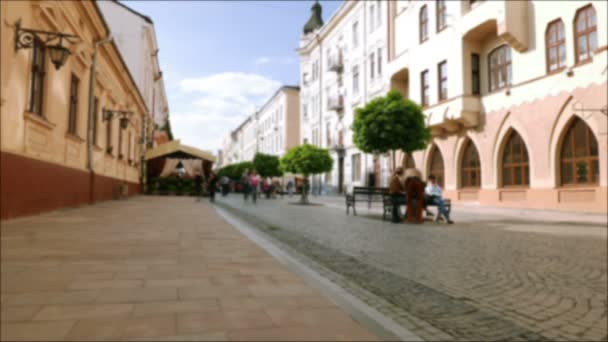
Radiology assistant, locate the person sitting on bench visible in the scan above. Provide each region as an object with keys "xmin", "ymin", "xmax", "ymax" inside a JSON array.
[
  {"xmin": 425, "ymin": 175, "xmax": 454, "ymax": 224},
  {"xmin": 389, "ymin": 167, "xmax": 406, "ymax": 223},
  {"xmin": 404, "ymin": 168, "xmax": 425, "ymax": 224}
]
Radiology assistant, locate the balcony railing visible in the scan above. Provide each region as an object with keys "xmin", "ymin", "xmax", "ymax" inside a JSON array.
[
  {"xmin": 327, "ymin": 95, "xmax": 344, "ymax": 112},
  {"xmin": 328, "ymin": 52, "xmax": 344, "ymax": 73}
]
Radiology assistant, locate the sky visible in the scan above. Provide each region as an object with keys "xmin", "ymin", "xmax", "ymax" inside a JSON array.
[{"xmin": 123, "ymin": 0, "xmax": 342, "ymax": 154}]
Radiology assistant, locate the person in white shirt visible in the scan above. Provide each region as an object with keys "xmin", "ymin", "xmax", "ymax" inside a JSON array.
[{"xmin": 425, "ymin": 175, "xmax": 454, "ymax": 224}]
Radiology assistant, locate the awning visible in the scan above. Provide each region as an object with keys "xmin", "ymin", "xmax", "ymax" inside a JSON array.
[{"xmin": 144, "ymin": 140, "xmax": 216, "ymax": 162}]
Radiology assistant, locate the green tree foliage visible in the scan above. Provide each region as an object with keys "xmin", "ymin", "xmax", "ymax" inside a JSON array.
[
  {"xmin": 280, "ymin": 144, "xmax": 333, "ymax": 204},
  {"xmin": 253, "ymin": 153, "xmax": 283, "ymax": 178},
  {"xmin": 216, "ymin": 161, "xmax": 254, "ymax": 181},
  {"xmin": 351, "ymin": 90, "xmax": 431, "ymax": 167}
]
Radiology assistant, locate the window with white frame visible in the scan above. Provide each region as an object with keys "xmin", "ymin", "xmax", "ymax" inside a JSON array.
[
  {"xmin": 352, "ymin": 66, "xmax": 360, "ymax": 95},
  {"xmin": 377, "ymin": 48, "xmax": 382, "ymax": 77},
  {"xmin": 370, "ymin": 52, "xmax": 375, "ymax": 80},
  {"xmin": 352, "ymin": 21, "xmax": 359, "ymax": 48},
  {"xmin": 352, "ymin": 153, "xmax": 361, "ymax": 182}
]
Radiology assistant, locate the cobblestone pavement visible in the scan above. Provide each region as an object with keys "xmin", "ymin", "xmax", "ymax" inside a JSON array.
[
  {"xmin": 0, "ymin": 196, "xmax": 377, "ymax": 341},
  {"xmin": 216, "ymin": 194, "xmax": 608, "ymax": 341}
]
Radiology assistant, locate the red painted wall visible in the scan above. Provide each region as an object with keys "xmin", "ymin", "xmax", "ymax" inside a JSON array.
[{"xmin": 1, "ymin": 151, "xmax": 140, "ymax": 220}]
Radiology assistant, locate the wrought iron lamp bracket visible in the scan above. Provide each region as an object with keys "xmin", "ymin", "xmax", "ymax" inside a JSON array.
[{"xmin": 14, "ymin": 19, "xmax": 79, "ymax": 52}]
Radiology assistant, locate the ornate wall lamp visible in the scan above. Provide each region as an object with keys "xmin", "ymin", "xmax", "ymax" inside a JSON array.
[
  {"xmin": 102, "ymin": 108, "xmax": 133, "ymax": 129},
  {"xmin": 14, "ymin": 19, "xmax": 80, "ymax": 70}
]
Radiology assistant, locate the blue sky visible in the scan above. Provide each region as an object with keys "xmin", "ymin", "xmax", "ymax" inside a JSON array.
[{"xmin": 123, "ymin": 0, "xmax": 342, "ymax": 153}]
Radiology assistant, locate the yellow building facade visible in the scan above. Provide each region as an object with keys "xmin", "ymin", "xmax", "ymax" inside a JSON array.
[{"xmin": 1, "ymin": 0, "xmax": 150, "ymax": 219}]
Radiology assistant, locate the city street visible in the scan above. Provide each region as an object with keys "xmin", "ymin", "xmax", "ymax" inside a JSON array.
[
  {"xmin": 0, "ymin": 197, "xmax": 377, "ymax": 341},
  {"xmin": 215, "ymin": 194, "xmax": 608, "ymax": 341}
]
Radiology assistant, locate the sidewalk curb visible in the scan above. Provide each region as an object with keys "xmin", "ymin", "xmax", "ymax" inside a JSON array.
[{"xmin": 214, "ymin": 205, "xmax": 423, "ymax": 342}]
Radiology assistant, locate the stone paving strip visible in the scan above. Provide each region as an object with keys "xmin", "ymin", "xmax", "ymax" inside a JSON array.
[
  {"xmin": 1, "ymin": 196, "xmax": 378, "ymax": 341},
  {"xmin": 215, "ymin": 195, "xmax": 608, "ymax": 342}
]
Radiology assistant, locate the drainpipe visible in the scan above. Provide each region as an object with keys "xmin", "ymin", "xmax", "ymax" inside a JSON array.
[
  {"xmin": 87, "ymin": 36, "xmax": 113, "ymax": 203},
  {"xmin": 315, "ymin": 33, "xmax": 323, "ymax": 195}
]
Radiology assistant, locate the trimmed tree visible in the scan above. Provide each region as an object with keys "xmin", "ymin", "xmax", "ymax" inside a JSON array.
[
  {"xmin": 351, "ymin": 90, "xmax": 431, "ymax": 170},
  {"xmin": 253, "ymin": 153, "xmax": 283, "ymax": 178},
  {"xmin": 280, "ymin": 144, "xmax": 333, "ymax": 204}
]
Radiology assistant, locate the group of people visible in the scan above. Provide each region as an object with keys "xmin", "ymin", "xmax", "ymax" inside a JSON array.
[
  {"xmin": 389, "ymin": 167, "xmax": 453, "ymax": 224},
  {"xmin": 240, "ymin": 169, "xmax": 293, "ymax": 203},
  {"xmin": 193, "ymin": 171, "xmax": 223, "ymax": 203}
]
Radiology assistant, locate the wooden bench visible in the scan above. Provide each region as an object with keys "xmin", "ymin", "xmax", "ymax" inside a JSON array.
[
  {"xmin": 381, "ymin": 195, "xmax": 452, "ymax": 221},
  {"xmin": 345, "ymin": 187, "xmax": 389, "ymax": 216}
]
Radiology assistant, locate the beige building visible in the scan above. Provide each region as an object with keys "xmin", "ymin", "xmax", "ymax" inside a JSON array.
[
  {"xmin": 221, "ymin": 86, "xmax": 300, "ymax": 165},
  {"xmin": 385, "ymin": 0, "xmax": 607, "ymax": 213},
  {"xmin": 1, "ymin": 0, "xmax": 150, "ymax": 219}
]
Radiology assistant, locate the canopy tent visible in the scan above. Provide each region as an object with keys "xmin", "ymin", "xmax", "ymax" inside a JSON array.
[{"xmin": 145, "ymin": 140, "xmax": 216, "ymax": 179}]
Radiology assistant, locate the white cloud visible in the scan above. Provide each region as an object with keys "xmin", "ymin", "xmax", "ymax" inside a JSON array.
[{"xmin": 169, "ymin": 72, "xmax": 281, "ymax": 153}]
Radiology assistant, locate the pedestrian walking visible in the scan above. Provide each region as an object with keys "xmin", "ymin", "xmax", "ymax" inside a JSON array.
[
  {"xmin": 220, "ymin": 176, "xmax": 230, "ymax": 196},
  {"xmin": 249, "ymin": 170, "xmax": 260, "ymax": 204},
  {"xmin": 242, "ymin": 169, "xmax": 250, "ymax": 202},
  {"xmin": 194, "ymin": 173, "xmax": 203, "ymax": 202},
  {"xmin": 287, "ymin": 179, "xmax": 294, "ymax": 197},
  {"xmin": 207, "ymin": 171, "xmax": 218, "ymax": 203}
]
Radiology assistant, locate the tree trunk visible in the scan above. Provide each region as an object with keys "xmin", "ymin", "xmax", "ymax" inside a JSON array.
[
  {"xmin": 392, "ymin": 150, "xmax": 396, "ymax": 172},
  {"xmin": 300, "ymin": 175, "xmax": 310, "ymax": 204}
]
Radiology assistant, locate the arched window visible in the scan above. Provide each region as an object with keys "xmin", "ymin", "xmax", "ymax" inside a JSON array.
[
  {"xmin": 560, "ymin": 117, "xmax": 599, "ymax": 185},
  {"xmin": 489, "ymin": 45, "xmax": 511, "ymax": 92},
  {"xmin": 546, "ymin": 19, "xmax": 566, "ymax": 73},
  {"xmin": 502, "ymin": 130, "xmax": 529, "ymax": 187},
  {"xmin": 574, "ymin": 5, "xmax": 597, "ymax": 64},
  {"xmin": 436, "ymin": 0, "xmax": 446, "ymax": 32},
  {"xmin": 419, "ymin": 5, "xmax": 428, "ymax": 43},
  {"xmin": 461, "ymin": 139, "xmax": 481, "ymax": 188},
  {"xmin": 403, "ymin": 153, "xmax": 416, "ymax": 169},
  {"xmin": 428, "ymin": 145, "xmax": 444, "ymax": 188}
]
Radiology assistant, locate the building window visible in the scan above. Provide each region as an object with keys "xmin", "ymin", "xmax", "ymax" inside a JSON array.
[
  {"xmin": 419, "ymin": 5, "xmax": 428, "ymax": 43},
  {"xmin": 436, "ymin": 0, "xmax": 446, "ymax": 32},
  {"xmin": 377, "ymin": 48, "xmax": 382, "ymax": 76},
  {"xmin": 370, "ymin": 52, "xmax": 375, "ymax": 80},
  {"xmin": 471, "ymin": 53, "xmax": 480, "ymax": 95},
  {"xmin": 376, "ymin": 0, "xmax": 382, "ymax": 28},
  {"xmin": 352, "ymin": 21, "xmax": 359, "ymax": 48},
  {"xmin": 438, "ymin": 61, "xmax": 447, "ymax": 101},
  {"xmin": 352, "ymin": 153, "xmax": 361, "ymax": 182},
  {"xmin": 403, "ymin": 153, "xmax": 415, "ymax": 169},
  {"xmin": 461, "ymin": 139, "xmax": 481, "ymax": 188},
  {"xmin": 560, "ymin": 117, "xmax": 599, "ymax": 185},
  {"xmin": 93, "ymin": 97, "xmax": 99, "ymax": 145},
  {"xmin": 428, "ymin": 145, "xmax": 444, "ymax": 188},
  {"xmin": 68, "ymin": 74, "xmax": 79, "ymax": 135},
  {"xmin": 326, "ymin": 122, "xmax": 331, "ymax": 146},
  {"xmin": 489, "ymin": 45, "xmax": 511, "ymax": 92},
  {"xmin": 352, "ymin": 66, "xmax": 360, "ymax": 95},
  {"xmin": 370, "ymin": 5, "xmax": 375, "ymax": 32},
  {"xmin": 546, "ymin": 19, "xmax": 566, "ymax": 73},
  {"xmin": 128, "ymin": 131, "xmax": 132, "ymax": 162},
  {"xmin": 118, "ymin": 126, "xmax": 123, "ymax": 159},
  {"xmin": 574, "ymin": 5, "xmax": 597, "ymax": 64},
  {"xmin": 106, "ymin": 115, "xmax": 112, "ymax": 154},
  {"xmin": 502, "ymin": 130, "xmax": 529, "ymax": 187},
  {"xmin": 29, "ymin": 39, "xmax": 45, "ymax": 116},
  {"xmin": 420, "ymin": 69, "xmax": 429, "ymax": 107}
]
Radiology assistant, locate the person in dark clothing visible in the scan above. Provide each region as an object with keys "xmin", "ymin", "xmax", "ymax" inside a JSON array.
[
  {"xmin": 404, "ymin": 169, "xmax": 425, "ymax": 224},
  {"xmin": 194, "ymin": 174, "xmax": 203, "ymax": 201},
  {"xmin": 242, "ymin": 169, "xmax": 250, "ymax": 201},
  {"xmin": 207, "ymin": 171, "xmax": 218, "ymax": 203},
  {"xmin": 389, "ymin": 167, "xmax": 406, "ymax": 223}
]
